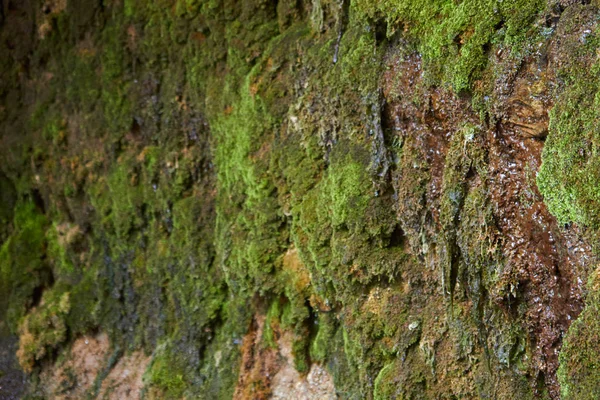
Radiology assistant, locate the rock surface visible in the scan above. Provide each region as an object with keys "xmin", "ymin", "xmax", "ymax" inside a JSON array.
[{"xmin": 2, "ymin": 0, "xmax": 600, "ymax": 399}]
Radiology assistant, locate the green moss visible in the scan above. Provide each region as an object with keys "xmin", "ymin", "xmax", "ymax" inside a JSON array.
[
  {"xmin": 262, "ymin": 300, "xmax": 282, "ymax": 349},
  {"xmin": 456, "ymin": 182, "xmax": 501, "ymax": 308},
  {"xmin": 293, "ymin": 141, "xmax": 407, "ymax": 300},
  {"xmin": 262, "ymin": 296, "xmax": 312, "ymax": 373},
  {"xmin": 46, "ymin": 223, "xmax": 76, "ymax": 277},
  {"xmin": 123, "ymin": 0, "xmax": 136, "ymax": 18},
  {"xmin": 41, "ymin": 114, "xmax": 67, "ymax": 146},
  {"xmin": 100, "ymin": 19, "xmax": 133, "ymax": 138},
  {"xmin": 322, "ymin": 157, "xmax": 370, "ymax": 229},
  {"xmin": 337, "ymin": 26, "xmax": 382, "ymax": 98},
  {"xmin": 310, "ymin": 312, "xmax": 337, "ymax": 363},
  {"xmin": 0, "ymin": 201, "xmax": 49, "ymax": 330},
  {"xmin": 291, "ymin": 336, "xmax": 311, "ymax": 373},
  {"xmin": 90, "ymin": 157, "xmax": 144, "ymax": 240},
  {"xmin": 197, "ymin": 296, "xmax": 251, "ymax": 400},
  {"xmin": 146, "ymin": 344, "xmax": 187, "ymax": 399},
  {"xmin": 536, "ymin": 6, "xmax": 600, "ymax": 228},
  {"xmin": 353, "ymin": 0, "xmax": 545, "ymax": 93},
  {"xmin": 65, "ymin": 271, "xmax": 98, "ymax": 336},
  {"xmin": 373, "ymin": 361, "xmax": 398, "ymax": 400},
  {"xmin": 213, "ymin": 77, "xmax": 286, "ymax": 294},
  {"xmin": 440, "ymin": 125, "xmax": 483, "ymax": 223},
  {"xmin": 558, "ymin": 269, "xmax": 600, "ymax": 399}
]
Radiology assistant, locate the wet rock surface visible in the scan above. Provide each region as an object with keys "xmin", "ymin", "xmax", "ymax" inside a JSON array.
[
  {"xmin": 379, "ymin": 14, "xmax": 599, "ymax": 397},
  {"xmin": 2, "ymin": 0, "xmax": 600, "ymax": 399}
]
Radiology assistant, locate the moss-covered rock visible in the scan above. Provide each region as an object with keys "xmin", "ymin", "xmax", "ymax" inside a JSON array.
[
  {"xmin": 2, "ymin": 0, "xmax": 600, "ymax": 399},
  {"xmin": 558, "ymin": 267, "xmax": 600, "ymax": 399},
  {"xmin": 537, "ymin": 5, "xmax": 600, "ymax": 227}
]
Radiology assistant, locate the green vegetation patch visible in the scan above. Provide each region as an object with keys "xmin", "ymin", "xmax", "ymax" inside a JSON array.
[
  {"xmin": 558, "ymin": 268, "xmax": 600, "ymax": 400},
  {"xmin": 353, "ymin": 0, "xmax": 546, "ymax": 93}
]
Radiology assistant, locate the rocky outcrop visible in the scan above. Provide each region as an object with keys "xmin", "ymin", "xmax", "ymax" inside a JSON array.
[{"xmin": 2, "ymin": 0, "xmax": 600, "ymax": 399}]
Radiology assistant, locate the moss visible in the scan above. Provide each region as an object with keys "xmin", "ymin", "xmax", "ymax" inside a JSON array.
[
  {"xmin": 310, "ymin": 312, "xmax": 337, "ymax": 363},
  {"xmin": 100, "ymin": 20, "xmax": 133, "ymax": 139},
  {"xmin": 90, "ymin": 157, "xmax": 144, "ymax": 240},
  {"xmin": 337, "ymin": 25, "xmax": 382, "ymax": 98},
  {"xmin": 62, "ymin": 50, "xmax": 100, "ymax": 113},
  {"xmin": 41, "ymin": 114, "xmax": 67, "ymax": 146},
  {"xmin": 558, "ymin": 268, "xmax": 600, "ymax": 400},
  {"xmin": 46, "ymin": 223, "xmax": 77, "ymax": 277},
  {"xmin": 262, "ymin": 295, "xmax": 313, "ymax": 373},
  {"xmin": 293, "ymin": 141, "xmax": 406, "ymax": 300},
  {"xmin": 439, "ymin": 124, "xmax": 486, "ymax": 298},
  {"xmin": 537, "ymin": 15, "xmax": 600, "ymax": 227},
  {"xmin": 262, "ymin": 300, "xmax": 282, "ymax": 349},
  {"xmin": 456, "ymin": 182, "xmax": 501, "ymax": 310},
  {"xmin": 373, "ymin": 361, "xmax": 398, "ymax": 400},
  {"xmin": 146, "ymin": 343, "xmax": 187, "ymax": 399},
  {"xmin": 65, "ymin": 271, "xmax": 98, "ymax": 336},
  {"xmin": 338, "ymin": 325, "xmax": 381, "ymax": 397},
  {"xmin": 352, "ymin": 0, "xmax": 546, "ymax": 93},
  {"xmin": 212, "ymin": 77, "xmax": 286, "ymax": 294},
  {"xmin": 321, "ymin": 156, "xmax": 370, "ymax": 229},
  {"xmin": 16, "ymin": 288, "xmax": 71, "ymax": 373},
  {"xmin": 0, "ymin": 199, "xmax": 96, "ymax": 365},
  {"xmin": 197, "ymin": 296, "xmax": 251, "ymax": 400},
  {"xmin": 0, "ymin": 201, "xmax": 49, "ymax": 330},
  {"xmin": 440, "ymin": 125, "xmax": 484, "ymax": 225}
]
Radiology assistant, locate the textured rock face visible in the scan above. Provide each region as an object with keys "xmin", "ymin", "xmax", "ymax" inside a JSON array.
[{"xmin": 2, "ymin": 0, "xmax": 600, "ymax": 399}]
